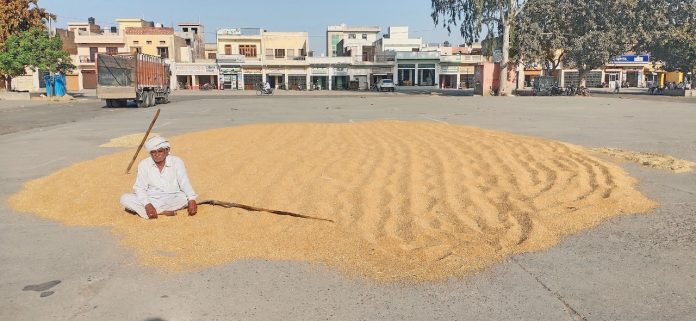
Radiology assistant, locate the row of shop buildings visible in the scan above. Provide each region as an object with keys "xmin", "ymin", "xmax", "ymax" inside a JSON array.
[
  {"xmin": 176, "ymin": 26, "xmax": 486, "ymax": 91},
  {"xmin": 9, "ymin": 17, "xmax": 690, "ymax": 93},
  {"xmin": 523, "ymin": 54, "xmax": 691, "ymax": 89}
]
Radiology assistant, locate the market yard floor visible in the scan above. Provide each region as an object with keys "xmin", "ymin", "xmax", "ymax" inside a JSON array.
[{"xmin": 1, "ymin": 96, "xmax": 695, "ymax": 320}]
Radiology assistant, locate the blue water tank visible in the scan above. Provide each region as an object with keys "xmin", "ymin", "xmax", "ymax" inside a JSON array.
[
  {"xmin": 54, "ymin": 74, "xmax": 66, "ymax": 96},
  {"xmin": 43, "ymin": 75, "xmax": 53, "ymax": 96}
]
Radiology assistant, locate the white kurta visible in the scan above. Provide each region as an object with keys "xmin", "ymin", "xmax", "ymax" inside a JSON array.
[{"xmin": 120, "ymin": 155, "xmax": 197, "ymax": 219}]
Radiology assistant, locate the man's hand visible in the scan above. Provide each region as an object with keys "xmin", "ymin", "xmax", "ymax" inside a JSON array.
[
  {"xmin": 145, "ymin": 203, "xmax": 158, "ymax": 219},
  {"xmin": 187, "ymin": 200, "xmax": 198, "ymax": 216}
]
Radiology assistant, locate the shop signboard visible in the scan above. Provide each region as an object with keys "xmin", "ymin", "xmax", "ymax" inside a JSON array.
[
  {"xmin": 287, "ymin": 68, "xmax": 306, "ymax": 75},
  {"xmin": 459, "ymin": 66, "xmax": 475, "ymax": 74},
  {"xmin": 350, "ymin": 68, "xmax": 370, "ymax": 75},
  {"xmin": 243, "ymin": 67, "xmax": 262, "ymax": 75},
  {"xmin": 311, "ymin": 67, "xmax": 328, "ymax": 75},
  {"xmin": 441, "ymin": 65, "xmax": 459, "ymax": 74},
  {"xmin": 266, "ymin": 67, "xmax": 284, "ymax": 75},
  {"xmin": 174, "ymin": 64, "xmax": 219, "ymax": 75},
  {"xmin": 333, "ymin": 67, "xmax": 348, "ymax": 75},
  {"xmin": 217, "ymin": 28, "xmax": 241, "ymax": 36},
  {"xmin": 611, "ymin": 55, "xmax": 650, "ymax": 63},
  {"xmin": 220, "ymin": 67, "xmax": 240, "ymax": 75},
  {"xmin": 371, "ymin": 67, "xmax": 392, "ymax": 75}
]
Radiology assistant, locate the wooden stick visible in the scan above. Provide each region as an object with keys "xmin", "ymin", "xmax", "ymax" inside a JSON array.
[
  {"xmin": 125, "ymin": 108, "xmax": 161, "ymax": 174},
  {"xmin": 197, "ymin": 199, "xmax": 334, "ymax": 223}
]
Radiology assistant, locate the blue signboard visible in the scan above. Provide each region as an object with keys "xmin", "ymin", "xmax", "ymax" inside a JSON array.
[{"xmin": 612, "ymin": 55, "xmax": 650, "ymax": 63}]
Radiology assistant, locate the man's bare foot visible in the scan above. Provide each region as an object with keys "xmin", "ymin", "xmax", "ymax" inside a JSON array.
[{"xmin": 160, "ymin": 211, "xmax": 177, "ymax": 217}]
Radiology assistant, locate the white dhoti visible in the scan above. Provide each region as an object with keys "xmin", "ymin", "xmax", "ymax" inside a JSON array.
[{"xmin": 120, "ymin": 192, "xmax": 189, "ymax": 219}]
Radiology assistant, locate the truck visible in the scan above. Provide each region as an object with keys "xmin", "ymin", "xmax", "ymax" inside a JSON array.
[{"xmin": 96, "ymin": 53, "xmax": 171, "ymax": 107}]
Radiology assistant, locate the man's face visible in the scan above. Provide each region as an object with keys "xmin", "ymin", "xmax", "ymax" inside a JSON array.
[{"xmin": 150, "ymin": 148, "xmax": 169, "ymax": 163}]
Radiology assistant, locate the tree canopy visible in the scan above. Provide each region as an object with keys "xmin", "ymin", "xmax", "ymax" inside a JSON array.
[
  {"xmin": 431, "ymin": 0, "xmax": 525, "ymax": 93},
  {"xmin": 635, "ymin": 0, "xmax": 696, "ymax": 72},
  {"xmin": 0, "ymin": 0, "xmax": 54, "ymax": 49}
]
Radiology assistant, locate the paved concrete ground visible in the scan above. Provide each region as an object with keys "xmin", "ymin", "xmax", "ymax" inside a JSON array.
[{"xmin": 0, "ymin": 94, "xmax": 694, "ymax": 321}]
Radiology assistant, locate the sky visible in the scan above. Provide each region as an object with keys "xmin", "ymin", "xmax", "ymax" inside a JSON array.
[{"xmin": 40, "ymin": 0, "xmax": 468, "ymax": 55}]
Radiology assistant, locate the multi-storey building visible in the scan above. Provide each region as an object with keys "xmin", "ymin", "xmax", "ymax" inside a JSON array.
[
  {"xmin": 176, "ymin": 23, "xmax": 205, "ymax": 60},
  {"xmin": 216, "ymin": 28, "xmax": 264, "ymax": 90},
  {"xmin": 374, "ymin": 26, "xmax": 423, "ymax": 53},
  {"xmin": 327, "ymin": 24, "xmax": 381, "ymax": 60},
  {"xmin": 123, "ymin": 25, "xmax": 186, "ymax": 62},
  {"xmin": 68, "ymin": 17, "xmax": 128, "ymax": 90},
  {"xmin": 263, "ymin": 31, "xmax": 309, "ymax": 89}
]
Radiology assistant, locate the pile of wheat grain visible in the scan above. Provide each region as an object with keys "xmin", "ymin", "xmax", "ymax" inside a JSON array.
[{"xmin": 9, "ymin": 121, "xmax": 656, "ymax": 281}]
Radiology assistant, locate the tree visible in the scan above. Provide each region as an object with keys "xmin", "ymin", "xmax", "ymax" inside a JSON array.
[
  {"xmin": 564, "ymin": 0, "xmax": 638, "ymax": 87},
  {"xmin": 0, "ymin": 27, "xmax": 74, "ymax": 91},
  {"xmin": 431, "ymin": 0, "xmax": 525, "ymax": 94},
  {"xmin": 511, "ymin": 0, "xmax": 567, "ymax": 76},
  {"xmin": 0, "ymin": 0, "xmax": 55, "ymax": 90},
  {"xmin": 0, "ymin": 0, "xmax": 53, "ymax": 49},
  {"xmin": 635, "ymin": 0, "xmax": 696, "ymax": 86},
  {"xmin": 513, "ymin": 0, "xmax": 637, "ymax": 88}
]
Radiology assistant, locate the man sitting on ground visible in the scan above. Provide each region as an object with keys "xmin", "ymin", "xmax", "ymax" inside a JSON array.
[{"xmin": 120, "ymin": 136, "xmax": 198, "ymax": 219}]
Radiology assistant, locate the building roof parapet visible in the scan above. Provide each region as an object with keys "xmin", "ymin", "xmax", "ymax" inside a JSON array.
[
  {"xmin": 327, "ymin": 24, "xmax": 381, "ymax": 32},
  {"xmin": 217, "ymin": 28, "xmax": 263, "ymax": 36},
  {"xmin": 396, "ymin": 51, "xmax": 440, "ymax": 60},
  {"xmin": 125, "ymin": 27, "xmax": 174, "ymax": 35}
]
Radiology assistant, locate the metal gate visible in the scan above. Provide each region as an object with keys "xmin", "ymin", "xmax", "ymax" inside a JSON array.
[{"xmin": 82, "ymin": 70, "xmax": 97, "ymax": 89}]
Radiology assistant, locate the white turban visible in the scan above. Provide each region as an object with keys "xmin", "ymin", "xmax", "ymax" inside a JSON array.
[{"xmin": 145, "ymin": 136, "xmax": 170, "ymax": 152}]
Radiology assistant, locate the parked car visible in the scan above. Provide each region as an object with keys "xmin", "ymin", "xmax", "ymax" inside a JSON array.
[{"xmin": 376, "ymin": 79, "xmax": 396, "ymax": 92}]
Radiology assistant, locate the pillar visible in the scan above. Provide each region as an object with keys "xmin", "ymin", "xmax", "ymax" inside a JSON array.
[
  {"xmin": 192, "ymin": 75, "xmax": 199, "ymax": 89},
  {"xmin": 328, "ymin": 67, "xmax": 333, "ymax": 91}
]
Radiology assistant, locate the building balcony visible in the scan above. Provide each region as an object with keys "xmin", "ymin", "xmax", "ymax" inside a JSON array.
[
  {"xmin": 396, "ymin": 51, "xmax": 440, "ymax": 60},
  {"xmin": 78, "ymin": 55, "xmax": 95, "ymax": 64},
  {"xmin": 376, "ymin": 53, "xmax": 396, "ymax": 62},
  {"xmin": 306, "ymin": 56, "xmax": 353, "ymax": 66},
  {"xmin": 440, "ymin": 54, "xmax": 484, "ymax": 64},
  {"xmin": 264, "ymin": 56, "xmax": 308, "ymax": 66},
  {"xmin": 74, "ymin": 30, "xmax": 125, "ymax": 44},
  {"xmin": 216, "ymin": 54, "xmax": 246, "ymax": 63}
]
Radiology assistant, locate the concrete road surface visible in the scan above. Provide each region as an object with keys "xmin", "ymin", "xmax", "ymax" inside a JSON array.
[{"xmin": 1, "ymin": 94, "xmax": 694, "ymax": 320}]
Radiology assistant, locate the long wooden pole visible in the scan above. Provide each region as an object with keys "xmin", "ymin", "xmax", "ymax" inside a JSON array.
[
  {"xmin": 197, "ymin": 199, "xmax": 334, "ymax": 223},
  {"xmin": 125, "ymin": 108, "xmax": 161, "ymax": 174}
]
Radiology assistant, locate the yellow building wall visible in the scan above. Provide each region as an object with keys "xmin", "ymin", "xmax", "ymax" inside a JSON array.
[
  {"xmin": 116, "ymin": 19, "xmax": 147, "ymax": 30},
  {"xmin": 665, "ymin": 71, "xmax": 683, "ymax": 84},
  {"xmin": 217, "ymin": 38, "xmax": 262, "ymax": 56},
  {"xmin": 263, "ymin": 32, "xmax": 308, "ymax": 57},
  {"xmin": 125, "ymin": 34, "xmax": 185, "ymax": 61}
]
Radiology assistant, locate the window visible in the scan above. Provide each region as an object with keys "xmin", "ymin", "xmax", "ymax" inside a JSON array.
[
  {"xmin": 191, "ymin": 28, "xmax": 198, "ymax": 34},
  {"xmin": 89, "ymin": 47, "xmax": 98, "ymax": 61},
  {"xmin": 183, "ymin": 27, "xmax": 189, "ymax": 32},
  {"xmin": 239, "ymin": 45, "xmax": 257, "ymax": 57},
  {"xmin": 159, "ymin": 40, "xmax": 166, "ymax": 45},
  {"xmin": 265, "ymin": 49, "xmax": 273, "ymax": 58},
  {"xmin": 133, "ymin": 40, "xmax": 139, "ymax": 45},
  {"xmin": 348, "ymin": 34, "xmax": 356, "ymax": 39},
  {"xmin": 362, "ymin": 34, "xmax": 367, "ymax": 40},
  {"xmin": 207, "ymin": 52, "xmax": 216, "ymax": 59},
  {"xmin": 224, "ymin": 44, "xmax": 232, "ymax": 55},
  {"xmin": 157, "ymin": 46, "xmax": 169, "ymax": 59},
  {"xmin": 185, "ymin": 39, "xmax": 191, "ymax": 46},
  {"xmin": 106, "ymin": 47, "xmax": 118, "ymax": 54},
  {"xmin": 287, "ymin": 49, "xmax": 295, "ymax": 58},
  {"xmin": 274, "ymin": 49, "xmax": 285, "ymax": 58},
  {"xmin": 146, "ymin": 40, "xmax": 152, "ymax": 45}
]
